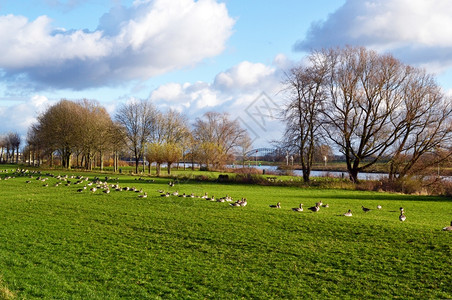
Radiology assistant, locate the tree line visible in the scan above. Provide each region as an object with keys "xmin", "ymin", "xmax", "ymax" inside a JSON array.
[
  {"xmin": 24, "ymin": 99, "xmax": 250, "ymax": 175},
  {"xmin": 281, "ymin": 46, "xmax": 452, "ymax": 183},
  {"xmin": 0, "ymin": 132, "xmax": 21, "ymax": 164}
]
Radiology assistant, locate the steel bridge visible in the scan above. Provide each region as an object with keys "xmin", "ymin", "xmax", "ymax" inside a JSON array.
[{"xmin": 245, "ymin": 148, "xmax": 280, "ymax": 157}]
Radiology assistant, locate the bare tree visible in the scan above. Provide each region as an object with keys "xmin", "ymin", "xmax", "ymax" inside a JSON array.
[
  {"xmin": 115, "ymin": 100, "xmax": 157, "ymax": 174},
  {"xmin": 281, "ymin": 56, "xmax": 328, "ymax": 182},
  {"xmin": 389, "ymin": 68, "xmax": 452, "ymax": 179},
  {"xmin": 320, "ymin": 46, "xmax": 408, "ymax": 182},
  {"xmin": 237, "ymin": 134, "xmax": 253, "ymax": 167}
]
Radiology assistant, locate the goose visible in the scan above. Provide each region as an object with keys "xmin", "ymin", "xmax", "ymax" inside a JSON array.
[
  {"xmin": 362, "ymin": 206, "xmax": 371, "ymax": 212},
  {"xmin": 230, "ymin": 202, "xmax": 241, "ymax": 207},
  {"xmin": 399, "ymin": 207, "xmax": 404, "ymax": 213},
  {"xmin": 323, "ymin": 204, "xmax": 329, "ymax": 208},
  {"xmin": 138, "ymin": 193, "xmax": 148, "ymax": 198},
  {"xmin": 270, "ymin": 202, "xmax": 281, "ymax": 208},
  {"xmin": 161, "ymin": 192, "xmax": 170, "ymax": 197},
  {"xmin": 77, "ymin": 188, "xmax": 84, "ymax": 193},
  {"xmin": 292, "ymin": 203, "xmax": 303, "ymax": 212},
  {"xmin": 377, "ymin": 205, "xmax": 382, "ymax": 210},
  {"xmin": 344, "ymin": 209, "xmax": 352, "ymax": 217},
  {"xmin": 442, "ymin": 221, "xmax": 452, "ymax": 231},
  {"xmin": 308, "ymin": 203, "xmax": 320, "ymax": 212},
  {"xmin": 90, "ymin": 187, "xmax": 97, "ymax": 193},
  {"xmin": 103, "ymin": 189, "xmax": 110, "ymax": 194},
  {"xmin": 239, "ymin": 198, "xmax": 247, "ymax": 207},
  {"xmin": 399, "ymin": 211, "xmax": 406, "ymax": 222},
  {"xmin": 316, "ymin": 201, "xmax": 323, "ymax": 207}
]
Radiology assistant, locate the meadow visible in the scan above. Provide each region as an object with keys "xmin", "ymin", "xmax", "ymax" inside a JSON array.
[{"xmin": 0, "ymin": 165, "xmax": 451, "ymax": 299}]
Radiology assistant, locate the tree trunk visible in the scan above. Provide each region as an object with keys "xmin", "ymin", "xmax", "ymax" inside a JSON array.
[
  {"xmin": 100, "ymin": 151, "xmax": 104, "ymax": 171},
  {"xmin": 167, "ymin": 163, "xmax": 172, "ymax": 175},
  {"xmin": 156, "ymin": 163, "xmax": 161, "ymax": 176}
]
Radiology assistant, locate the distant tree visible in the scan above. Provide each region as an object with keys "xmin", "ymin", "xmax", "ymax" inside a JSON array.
[
  {"xmin": 0, "ymin": 135, "xmax": 5, "ymax": 163},
  {"xmin": 7, "ymin": 132, "xmax": 21, "ymax": 164},
  {"xmin": 146, "ymin": 142, "xmax": 165, "ymax": 176},
  {"xmin": 281, "ymin": 57, "xmax": 328, "ymax": 182},
  {"xmin": 32, "ymin": 100, "xmax": 81, "ymax": 168},
  {"xmin": 164, "ymin": 142, "xmax": 183, "ymax": 174},
  {"xmin": 115, "ymin": 100, "xmax": 157, "ymax": 174},
  {"xmin": 237, "ymin": 134, "xmax": 253, "ymax": 167},
  {"xmin": 109, "ymin": 122, "xmax": 127, "ymax": 173},
  {"xmin": 148, "ymin": 109, "xmax": 189, "ymax": 175},
  {"xmin": 193, "ymin": 111, "xmax": 247, "ymax": 169}
]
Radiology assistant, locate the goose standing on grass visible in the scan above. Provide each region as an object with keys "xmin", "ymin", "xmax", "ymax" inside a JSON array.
[
  {"xmin": 270, "ymin": 202, "xmax": 281, "ymax": 208},
  {"xmin": 362, "ymin": 206, "xmax": 371, "ymax": 212},
  {"xmin": 343, "ymin": 209, "xmax": 352, "ymax": 217},
  {"xmin": 292, "ymin": 203, "xmax": 303, "ymax": 212},
  {"xmin": 399, "ymin": 211, "xmax": 406, "ymax": 222},
  {"xmin": 442, "ymin": 221, "xmax": 452, "ymax": 231}
]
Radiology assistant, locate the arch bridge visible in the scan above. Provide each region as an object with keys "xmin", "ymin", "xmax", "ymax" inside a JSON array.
[{"xmin": 245, "ymin": 148, "xmax": 280, "ymax": 157}]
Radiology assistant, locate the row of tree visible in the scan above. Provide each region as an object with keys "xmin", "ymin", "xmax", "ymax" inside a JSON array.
[
  {"xmin": 26, "ymin": 99, "xmax": 250, "ymax": 174},
  {"xmin": 281, "ymin": 46, "xmax": 452, "ymax": 182},
  {"xmin": 0, "ymin": 132, "xmax": 21, "ymax": 164}
]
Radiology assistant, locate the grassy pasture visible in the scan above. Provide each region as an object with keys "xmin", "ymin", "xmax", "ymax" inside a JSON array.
[{"xmin": 0, "ymin": 165, "xmax": 451, "ymax": 299}]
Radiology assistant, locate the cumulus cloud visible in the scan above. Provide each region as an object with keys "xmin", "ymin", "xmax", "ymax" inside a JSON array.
[
  {"xmin": 0, "ymin": 57, "xmax": 286, "ymax": 146},
  {"xmin": 0, "ymin": 0, "xmax": 235, "ymax": 90},
  {"xmin": 149, "ymin": 59, "xmax": 285, "ymax": 146},
  {"xmin": 214, "ymin": 61, "xmax": 276, "ymax": 92},
  {"xmin": 0, "ymin": 95, "xmax": 54, "ymax": 137},
  {"xmin": 295, "ymin": 0, "xmax": 452, "ymax": 72}
]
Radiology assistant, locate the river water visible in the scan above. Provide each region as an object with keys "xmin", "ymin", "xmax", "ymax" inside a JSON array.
[{"xmin": 248, "ymin": 165, "xmax": 452, "ymax": 181}]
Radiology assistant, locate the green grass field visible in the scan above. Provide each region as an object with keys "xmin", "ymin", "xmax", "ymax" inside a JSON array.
[{"xmin": 0, "ymin": 165, "xmax": 451, "ymax": 299}]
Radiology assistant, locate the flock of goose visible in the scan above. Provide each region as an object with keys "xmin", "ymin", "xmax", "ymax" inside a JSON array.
[
  {"xmin": 268, "ymin": 200, "xmax": 450, "ymax": 227},
  {"xmin": 2, "ymin": 168, "xmax": 149, "ymax": 198},
  {"xmin": 158, "ymin": 184, "xmax": 248, "ymax": 206},
  {"xmin": 2, "ymin": 168, "xmax": 451, "ymax": 231}
]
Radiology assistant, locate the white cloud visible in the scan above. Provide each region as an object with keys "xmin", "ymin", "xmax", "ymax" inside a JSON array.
[
  {"xmin": 214, "ymin": 61, "xmax": 276, "ymax": 92},
  {"xmin": 0, "ymin": 57, "xmax": 286, "ymax": 147},
  {"xmin": 148, "ymin": 58, "xmax": 286, "ymax": 146},
  {"xmin": 295, "ymin": 0, "xmax": 452, "ymax": 72},
  {"xmin": 0, "ymin": 95, "xmax": 54, "ymax": 138},
  {"xmin": 0, "ymin": 0, "xmax": 235, "ymax": 89}
]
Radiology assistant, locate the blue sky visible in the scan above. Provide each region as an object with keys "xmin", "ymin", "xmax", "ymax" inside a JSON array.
[{"xmin": 0, "ymin": 0, "xmax": 451, "ymax": 147}]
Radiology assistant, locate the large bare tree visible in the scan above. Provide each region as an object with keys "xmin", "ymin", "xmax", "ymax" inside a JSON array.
[
  {"xmin": 320, "ymin": 46, "xmax": 409, "ymax": 182},
  {"xmin": 388, "ymin": 68, "xmax": 452, "ymax": 179},
  {"xmin": 115, "ymin": 100, "xmax": 157, "ymax": 174},
  {"xmin": 281, "ymin": 54, "xmax": 328, "ymax": 182}
]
